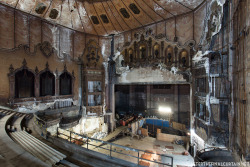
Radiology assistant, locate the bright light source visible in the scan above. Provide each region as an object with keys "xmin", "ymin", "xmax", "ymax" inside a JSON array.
[{"xmin": 158, "ymin": 106, "xmax": 172, "ymax": 113}]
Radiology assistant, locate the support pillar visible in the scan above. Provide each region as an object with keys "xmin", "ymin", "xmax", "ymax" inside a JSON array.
[
  {"xmin": 146, "ymin": 85, "xmax": 151, "ymax": 110},
  {"xmin": 173, "ymin": 85, "xmax": 179, "ymax": 122}
]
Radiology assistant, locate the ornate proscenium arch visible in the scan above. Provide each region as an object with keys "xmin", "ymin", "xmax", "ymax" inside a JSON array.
[{"xmin": 117, "ymin": 33, "xmax": 194, "ymax": 83}]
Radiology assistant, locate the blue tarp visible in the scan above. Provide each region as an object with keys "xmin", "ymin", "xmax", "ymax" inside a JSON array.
[{"xmin": 145, "ymin": 119, "xmax": 170, "ymax": 127}]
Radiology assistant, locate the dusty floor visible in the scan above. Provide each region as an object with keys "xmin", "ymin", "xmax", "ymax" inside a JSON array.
[{"xmin": 85, "ymin": 135, "xmax": 194, "ymax": 167}]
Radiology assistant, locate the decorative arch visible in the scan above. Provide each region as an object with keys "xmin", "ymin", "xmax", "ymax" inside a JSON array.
[
  {"xmin": 138, "ymin": 44, "xmax": 147, "ymax": 60},
  {"xmin": 15, "ymin": 69, "xmax": 35, "ymax": 98},
  {"xmin": 8, "ymin": 59, "xmax": 37, "ymax": 101},
  {"xmin": 153, "ymin": 43, "xmax": 160, "ymax": 59},
  {"xmin": 165, "ymin": 46, "xmax": 173, "ymax": 65},
  {"xmin": 179, "ymin": 49, "xmax": 189, "ymax": 68},
  {"xmin": 137, "ymin": 35, "xmax": 148, "ymax": 61}
]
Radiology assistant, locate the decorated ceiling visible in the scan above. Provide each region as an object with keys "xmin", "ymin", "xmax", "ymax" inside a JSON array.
[{"xmin": 0, "ymin": 0, "xmax": 205, "ymax": 36}]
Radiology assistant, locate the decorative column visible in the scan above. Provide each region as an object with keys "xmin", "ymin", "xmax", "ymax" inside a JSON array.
[
  {"xmin": 174, "ymin": 46, "xmax": 179, "ymax": 68},
  {"xmin": 34, "ymin": 66, "xmax": 40, "ymax": 98},
  {"xmin": 108, "ymin": 34, "xmax": 116, "ymax": 132},
  {"xmin": 55, "ymin": 69, "xmax": 59, "ymax": 96},
  {"xmin": 161, "ymin": 41, "xmax": 164, "ymax": 63},
  {"xmin": 173, "ymin": 85, "xmax": 179, "ymax": 122},
  {"xmin": 146, "ymin": 85, "xmax": 151, "ymax": 110},
  {"xmin": 8, "ymin": 64, "xmax": 15, "ymax": 104}
]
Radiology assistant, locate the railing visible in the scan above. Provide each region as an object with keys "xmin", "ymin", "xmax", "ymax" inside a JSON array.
[
  {"xmin": 56, "ymin": 128, "xmax": 173, "ymax": 167},
  {"xmin": 33, "ymin": 114, "xmax": 49, "ymax": 137},
  {"xmin": 59, "ymin": 116, "xmax": 81, "ymax": 129}
]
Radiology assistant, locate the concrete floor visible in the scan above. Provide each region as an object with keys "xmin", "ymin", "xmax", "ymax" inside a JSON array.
[{"xmin": 86, "ymin": 136, "xmax": 194, "ymax": 167}]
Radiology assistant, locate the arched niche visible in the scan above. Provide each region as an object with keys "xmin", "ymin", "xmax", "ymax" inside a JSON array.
[
  {"xmin": 138, "ymin": 44, "xmax": 147, "ymax": 60},
  {"xmin": 153, "ymin": 43, "xmax": 160, "ymax": 59},
  {"xmin": 39, "ymin": 71, "xmax": 55, "ymax": 96},
  {"xmin": 8, "ymin": 59, "xmax": 37, "ymax": 102},
  {"xmin": 59, "ymin": 70, "xmax": 74, "ymax": 96},
  {"xmin": 179, "ymin": 49, "xmax": 189, "ymax": 68},
  {"xmin": 15, "ymin": 69, "xmax": 35, "ymax": 98},
  {"xmin": 165, "ymin": 46, "xmax": 173, "ymax": 65}
]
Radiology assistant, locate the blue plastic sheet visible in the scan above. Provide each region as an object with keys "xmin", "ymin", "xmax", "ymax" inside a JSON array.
[{"xmin": 145, "ymin": 119, "xmax": 169, "ymax": 127}]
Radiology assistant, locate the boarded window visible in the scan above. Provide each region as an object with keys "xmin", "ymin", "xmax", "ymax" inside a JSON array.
[
  {"xmin": 100, "ymin": 14, "xmax": 109, "ymax": 23},
  {"xmin": 129, "ymin": 3, "xmax": 140, "ymax": 14},
  {"xmin": 120, "ymin": 8, "xmax": 130, "ymax": 18},
  {"xmin": 60, "ymin": 72, "xmax": 72, "ymax": 95},
  {"xmin": 91, "ymin": 16, "xmax": 99, "ymax": 24},
  {"xmin": 40, "ymin": 71, "xmax": 55, "ymax": 96},
  {"xmin": 15, "ymin": 69, "xmax": 34, "ymax": 98}
]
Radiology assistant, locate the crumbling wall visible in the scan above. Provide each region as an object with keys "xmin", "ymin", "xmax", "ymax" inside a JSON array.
[
  {"xmin": 71, "ymin": 116, "xmax": 108, "ymax": 135},
  {"xmin": 117, "ymin": 66, "xmax": 186, "ymax": 84},
  {"xmin": 192, "ymin": 0, "xmax": 250, "ymax": 161},
  {"xmin": 231, "ymin": 0, "xmax": 250, "ymax": 160}
]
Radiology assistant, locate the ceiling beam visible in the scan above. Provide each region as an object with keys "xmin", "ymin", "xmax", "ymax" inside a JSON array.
[
  {"xmin": 101, "ymin": 2, "xmax": 119, "ymax": 33},
  {"xmin": 120, "ymin": 0, "xmax": 143, "ymax": 27},
  {"xmin": 105, "ymin": 1, "xmax": 124, "ymax": 31},
  {"xmin": 43, "ymin": 0, "xmax": 53, "ymax": 18},
  {"xmin": 174, "ymin": 0, "xmax": 193, "ymax": 11},
  {"xmin": 92, "ymin": 3, "xmax": 108, "ymax": 35},
  {"xmin": 82, "ymin": 1, "xmax": 99, "ymax": 36},
  {"xmin": 133, "ymin": 0, "xmax": 155, "ymax": 23},
  {"xmin": 152, "ymin": 0, "xmax": 175, "ymax": 17},
  {"xmin": 140, "ymin": 0, "xmax": 165, "ymax": 20},
  {"xmin": 109, "ymin": 0, "xmax": 132, "ymax": 30},
  {"xmin": 74, "ymin": 0, "xmax": 86, "ymax": 33},
  {"xmin": 67, "ymin": 0, "xmax": 74, "ymax": 28}
]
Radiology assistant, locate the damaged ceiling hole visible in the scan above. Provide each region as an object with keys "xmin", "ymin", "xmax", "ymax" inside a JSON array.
[
  {"xmin": 91, "ymin": 16, "xmax": 100, "ymax": 24},
  {"xmin": 100, "ymin": 14, "xmax": 109, "ymax": 24},
  {"xmin": 49, "ymin": 9, "xmax": 59, "ymax": 19},
  {"xmin": 35, "ymin": 3, "xmax": 47, "ymax": 14}
]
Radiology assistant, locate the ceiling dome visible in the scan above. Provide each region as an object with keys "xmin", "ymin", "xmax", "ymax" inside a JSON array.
[{"xmin": 0, "ymin": 0, "xmax": 205, "ymax": 36}]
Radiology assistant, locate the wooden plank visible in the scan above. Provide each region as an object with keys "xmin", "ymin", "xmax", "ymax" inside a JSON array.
[
  {"xmin": 172, "ymin": 122, "xmax": 186, "ymax": 131},
  {"xmin": 90, "ymin": 126, "xmax": 127, "ymax": 147},
  {"xmin": 157, "ymin": 133, "xmax": 189, "ymax": 143}
]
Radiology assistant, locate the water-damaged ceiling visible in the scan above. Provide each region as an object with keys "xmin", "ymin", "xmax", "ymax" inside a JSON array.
[{"xmin": 0, "ymin": 0, "xmax": 205, "ymax": 36}]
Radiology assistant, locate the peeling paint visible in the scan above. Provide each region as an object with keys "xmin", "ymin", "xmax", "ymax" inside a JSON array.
[{"xmin": 117, "ymin": 66, "xmax": 186, "ymax": 84}]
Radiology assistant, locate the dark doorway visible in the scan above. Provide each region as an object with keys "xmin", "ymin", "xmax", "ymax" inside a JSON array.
[{"xmin": 15, "ymin": 69, "xmax": 35, "ymax": 98}]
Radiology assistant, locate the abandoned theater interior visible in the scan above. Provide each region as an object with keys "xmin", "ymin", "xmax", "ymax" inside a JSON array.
[{"xmin": 0, "ymin": 0, "xmax": 249, "ymax": 166}]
